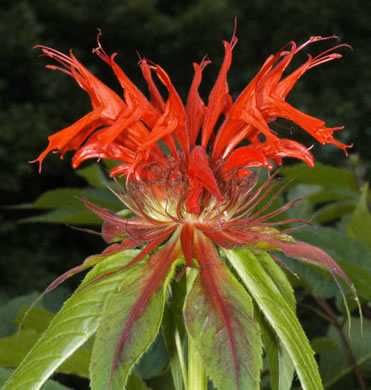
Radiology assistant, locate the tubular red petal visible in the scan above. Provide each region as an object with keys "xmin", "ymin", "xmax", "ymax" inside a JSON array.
[
  {"xmin": 223, "ymin": 146, "xmax": 273, "ymax": 171},
  {"xmin": 255, "ymin": 139, "xmax": 315, "ymax": 167},
  {"xmin": 32, "ymin": 108, "xmax": 104, "ymax": 172},
  {"xmin": 186, "ymin": 146, "xmax": 223, "ymax": 214},
  {"xmin": 186, "ymin": 58, "xmax": 211, "ymax": 147},
  {"xmin": 96, "ymin": 50, "xmax": 160, "ymax": 128},
  {"xmin": 139, "ymin": 57, "xmax": 166, "ymax": 112},
  {"xmin": 201, "ymin": 40, "xmax": 235, "ymax": 148}
]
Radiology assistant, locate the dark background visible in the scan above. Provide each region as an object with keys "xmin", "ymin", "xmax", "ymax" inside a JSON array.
[{"xmin": 1, "ymin": 0, "xmax": 370, "ymax": 298}]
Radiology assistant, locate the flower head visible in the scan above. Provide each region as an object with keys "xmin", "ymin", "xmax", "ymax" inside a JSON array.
[
  {"xmin": 34, "ymin": 32, "xmax": 351, "ymax": 213},
  {"xmin": 32, "ymin": 31, "xmax": 356, "ymax": 390}
]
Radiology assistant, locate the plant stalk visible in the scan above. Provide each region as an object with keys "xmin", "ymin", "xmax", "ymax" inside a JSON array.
[{"xmin": 187, "ymin": 338, "xmax": 207, "ymax": 390}]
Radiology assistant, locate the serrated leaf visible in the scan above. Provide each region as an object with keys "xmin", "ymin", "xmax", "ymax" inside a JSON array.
[
  {"xmin": 255, "ymin": 309, "xmax": 294, "ymax": 390},
  {"xmin": 184, "ymin": 242, "xmax": 263, "ymax": 390},
  {"xmin": 280, "ymin": 163, "xmax": 358, "ymax": 191},
  {"xmin": 224, "ymin": 248, "xmax": 323, "ymax": 390},
  {"xmin": 255, "ymin": 251, "xmax": 296, "ymax": 311},
  {"xmin": 254, "ymin": 252, "xmax": 295, "ymax": 390},
  {"xmin": 2, "ymin": 249, "xmax": 141, "ymax": 390},
  {"xmin": 90, "ymin": 243, "xmax": 182, "ymax": 390},
  {"xmin": 347, "ymin": 184, "xmax": 371, "ymax": 247}
]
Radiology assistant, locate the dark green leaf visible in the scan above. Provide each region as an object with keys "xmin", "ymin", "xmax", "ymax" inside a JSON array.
[
  {"xmin": 320, "ymin": 318, "xmax": 371, "ymax": 388},
  {"xmin": 312, "ymin": 200, "xmax": 355, "ymax": 224},
  {"xmin": 347, "ymin": 184, "xmax": 371, "ymax": 247},
  {"xmin": 280, "ymin": 163, "xmax": 358, "ymax": 191},
  {"xmin": 134, "ymin": 333, "xmax": 169, "ymax": 380},
  {"xmin": 126, "ymin": 373, "xmax": 152, "ymax": 390},
  {"xmin": 0, "ymin": 293, "xmax": 39, "ymax": 337}
]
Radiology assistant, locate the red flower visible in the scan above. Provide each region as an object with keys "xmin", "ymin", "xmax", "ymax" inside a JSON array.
[
  {"xmin": 34, "ymin": 32, "xmax": 351, "ymax": 211},
  {"xmin": 33, "ymin": 32, "xmax": 355, "ymax": 389}
]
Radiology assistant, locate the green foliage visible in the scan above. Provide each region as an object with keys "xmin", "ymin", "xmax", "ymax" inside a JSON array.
[
  {"xmin": 225, "ymin": 249, "xmax": 322, "ymax": 390},
  {"xmin": 2, "ymin": 161, "xmax": 371, "ymax": 389},
  {"xmin": 2, "ymin": 1, "xmax": 371, "ymax": 386}
]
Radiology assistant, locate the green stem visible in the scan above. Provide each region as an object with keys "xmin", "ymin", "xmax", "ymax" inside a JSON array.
[
  {"xmin": 175, "ymin": 326, "xmax": 188, "ymax": 389},
  {"xmin": 186, "ymin": 267, "xmax": 208, "ymax": 390},
  {"xmin": 187, "ymin": 338, "xmax": 207, "ymax": 390}
]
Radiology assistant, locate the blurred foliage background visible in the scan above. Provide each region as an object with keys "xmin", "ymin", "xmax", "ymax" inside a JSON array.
[{"xmin": 0, "ymin": 0, "xmax": 370, "ymax": 388}]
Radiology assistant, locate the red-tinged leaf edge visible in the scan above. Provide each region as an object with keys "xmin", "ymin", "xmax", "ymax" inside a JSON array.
[
  {"xmin": 91, "ymin": 233, "xmax": 182, "ymax": 390},
  {"xmin": 185, "ymin": 231, "xmax": 262, "ymax": 390}
]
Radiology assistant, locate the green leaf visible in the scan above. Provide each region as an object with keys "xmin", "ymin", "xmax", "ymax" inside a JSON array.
[
  {"xmin": 311, "ymin": 338, "xmax": 337, "ymax": 354},
  {"xmin": 76, "ymin": 164, "xmax": 111, "ymax": 189},
  {"xmin": 2, "ymin": 249, "xmax": 141, "ymax": 390},
  {"xmin": 134, "ymin": 333, "xmax": 169, "ymax": 380},
  {"xmin": 16, "ymin": 305, "xmax": 57, "ymax": 333},
  {"xmin": 335, "ymin": 259, "xmax": 371, "ymax": 301},
  {"xmin": 347, "ymin": 184, "xmax": 371, "ymax": 247},
  {"xmin": 255, "ymin": 309, "xmax": 294, "ymax": 390},
  {"xmin": 312, "ymin": 200, "xmax": 355, "ymax": 224},
  {"xmin": 255, "ymin": 252, "xmax": 296, "ymax": 311},
  {"xmin": 0, "ymin": 293, "xmax": 39, "ymax": 337},
  {"xmin": 0, "ymin": 368, "xmax": 72, "ymax": 390},
  {"xmin": 254, "ymin": 252, "xmax": 296, "ymax": 390},
  {"xmin": 20, "ymin": 208, "xmax": 103, "ymax": 225},
  {"xmin": 224, "ymin": 248, "xmax": 323, "ymax": 390},
  {"xmin": 0, "ymin": 328, "xmax": 91, "ymax": 378},
  {"xmin": 184, "ymin": 260, "xmax": 263, "ymax": 390},
  {"xmin": 289, "ymin": 225, "xmax": 371, "ymax": 301},
  {"xmin": 90, "ymin": 252, "xmax": 181, "ymax": 390},
  {"xmin": 320, "ymin": 318, "xmax": 371, "ymax": 388},
  {"xmin": 306, "ymin": 189, "xmax": 358, "ymax": 205},
  {"xmin": 18, "ymin": 188, "xmax": 121, "ymax": 225},
  {"xmin": 280, "ymin": 163, "xmax": 359, "ymax": 191}
]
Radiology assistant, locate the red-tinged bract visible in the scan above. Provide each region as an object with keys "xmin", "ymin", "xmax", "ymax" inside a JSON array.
[{"xmin": 33, "ymin": 32, "xmax": 355, "ymax": 390}]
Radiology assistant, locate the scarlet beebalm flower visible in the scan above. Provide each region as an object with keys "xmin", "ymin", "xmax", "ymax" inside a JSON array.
[{"xmin": 32, "ymin": 32, "xmax": 356, "ymax": 389}]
